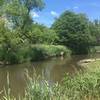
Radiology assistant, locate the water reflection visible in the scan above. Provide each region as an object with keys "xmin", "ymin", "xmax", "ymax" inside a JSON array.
[{"xmin": 0, "ymin": 54, "xmax": 98, "ymax": 98}]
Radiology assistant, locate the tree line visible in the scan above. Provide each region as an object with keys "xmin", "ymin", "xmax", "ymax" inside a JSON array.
[{"xmin": 0, "ymin": 0, "xmax": 100, "ymax": 64}]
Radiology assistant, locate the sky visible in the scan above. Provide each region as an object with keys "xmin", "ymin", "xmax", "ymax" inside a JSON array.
[{"xmin": 31, "ymin": 0, "xmax": 100, "ymax": 27}]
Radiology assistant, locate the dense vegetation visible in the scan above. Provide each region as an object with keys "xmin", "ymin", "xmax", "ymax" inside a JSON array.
[
  {"xmin": 0, "ymin": 0, "xmax": 100, "ymax": 64},
  {"xmin": 0, "ymin": 0, "xmax": 70, "ymax": 64},
  {"xmin": 51, "ymin": 11, "xmax": 99, "ymax": 54},
  {"xmin": 26, "ymin": 61, "xmax": 100, "ymax": 100},
  {"xmin": 1, "ymin": 0, "xmax": 100, "ymax": 100}
]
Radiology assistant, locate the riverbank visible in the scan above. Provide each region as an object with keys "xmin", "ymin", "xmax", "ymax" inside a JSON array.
[
  {"xmin": 78, "ymin": 58, "xmax": 100, "ymax": 68},
  {"xmin": 27, "ymin": 59, "xmax": 100, "ymax": 100},
  {"xmin": 3, "ymin": 58, "xmax": 100, "ymax": 100},
  {"xmin": 0, "ymin": 44, "xmax": 71, "ymax": 65}
]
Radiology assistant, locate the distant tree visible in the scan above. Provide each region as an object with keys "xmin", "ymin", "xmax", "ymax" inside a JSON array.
[
  {"xmin": 52, "ymin": 11, "xmax": 94, "ymax": 54},
  {"xmin": 88, "ymin": 19, "xmax": 100, "ymax": 46}
]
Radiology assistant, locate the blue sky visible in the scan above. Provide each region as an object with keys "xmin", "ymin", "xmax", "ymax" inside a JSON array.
[{"xmin": 31, "ymin": 0, "xmax": 100, "ymax": 27}]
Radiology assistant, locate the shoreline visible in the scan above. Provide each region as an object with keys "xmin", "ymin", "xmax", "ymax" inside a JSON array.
[{"xmin": 78, "ymin": 58, "xmax": 100, "ymax": 67}]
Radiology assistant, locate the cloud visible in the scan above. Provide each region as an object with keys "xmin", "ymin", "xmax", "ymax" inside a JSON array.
[
  {"xmin": 73, "ymin": 6, "xmax": 79, "ymax": 9},
  {"xmin": 30, "ymin": 11, "xmax": 39, "ymax": 18},
  {"xmin": 51, "ymin": 11, "xmax": 58, "ymax": 17}
]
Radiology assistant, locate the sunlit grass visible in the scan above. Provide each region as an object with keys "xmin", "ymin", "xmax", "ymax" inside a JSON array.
[{"xmin": 2, "ymin": 60, "xmax": 100, "ymax": 100}]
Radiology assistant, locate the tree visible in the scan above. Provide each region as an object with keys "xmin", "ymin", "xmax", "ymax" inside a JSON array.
[
  {"xmin": 0, "ymin": 18, "xmax": 24, "ymax": 64},
  {"xmin": 52, "ymin": 11, "xmax": 94, "ymax": 54},
  {"xmin": 0, "ymin": 0, "xmax": 45, "ymax": 64},
  {"xmin": 93, "ymin": 20, "xmax": 100, "ymax": 45},
  {"xmin": 0, "ymin": 0, "xmax": 4, "ymax": 6},
  {"xmin": 28, "ymin": 23, "xmax": 59, "ymax": 44},
  {"xmin": 2, "ymin": 0, "xmax": 45, "ymax": 39}
]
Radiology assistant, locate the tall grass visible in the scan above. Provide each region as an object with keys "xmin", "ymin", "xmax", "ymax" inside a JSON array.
[
  {"xmin": 3, "ymin": 60, "xmax": 100, "ymax": 100},
  {"xmin": 0, "ymin": 44, "xmax": 71, "ymax": 64},
  {"xmin": 29, "ymin": 44, "xmax": 71, "ymax": 61}
]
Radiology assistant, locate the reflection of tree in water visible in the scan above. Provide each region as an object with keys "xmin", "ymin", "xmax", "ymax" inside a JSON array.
[
  {"xmin": 0, "ymin": 56, "xmax": 89, "ymax": 99},
  {"xmin": 0, "ymin": 65, "xmax": 27, "ymax": 99},
  {"xmin": 50, "ymin": 58, "xmax": 79, "ymax": 82},
  {"xmin": 32, "ymin": 57, "xmax": 84, "ymax": 83}
]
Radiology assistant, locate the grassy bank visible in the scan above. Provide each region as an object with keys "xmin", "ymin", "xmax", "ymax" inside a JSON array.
[
  {"xmin": 29, "ymin": 45, "xmax": 71, "ymax": 61},
  {"xmin": 0, "ymin": 44, "xmax": 71, "ymax": 64},
  {"xmin": 3, "ymin": 60, "xmax": 100, "ymax": 100}
]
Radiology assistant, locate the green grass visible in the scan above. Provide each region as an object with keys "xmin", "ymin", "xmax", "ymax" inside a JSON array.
[
  {"xmin": 89, "ymin": 46, "xmax": 100, "ymax": 54},
  {"xmin": 94, "ymin": 46, "xmax": 100, "ymax": 53},
  {"xmin": 3, "ymin": 60, "xmax": 100, "ymax": 100},
  {"xmin": 0, "ymin": 44, "xmax": 71, "ymax": 64},
  {"xmin": 29, "ymin": 44, "xmax": 71, "ymax": 61}
]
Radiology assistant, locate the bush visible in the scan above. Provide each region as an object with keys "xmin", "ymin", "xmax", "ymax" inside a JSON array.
[
  {"xmin": 0, "ymin": 44, "xmax": 71, "ymax": 64},
  {"xmin": 0, "ymin": 45, "xmax": 29, "ymax": 64},
  {"xmin": 29, "ymin": 44, "xmax": 71, "ymax": 61}
]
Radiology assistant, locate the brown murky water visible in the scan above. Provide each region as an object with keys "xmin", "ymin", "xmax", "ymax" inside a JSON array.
[{"xmin": 0, "ymin": 54, "xmax": 99, "ymax": 98}]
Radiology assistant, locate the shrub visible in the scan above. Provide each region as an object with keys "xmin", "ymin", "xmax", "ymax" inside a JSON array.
[
  {"xmin": 29, "ymin": 44, "xmax": 71, "ymax": 61},
  {"xmin": 0, "ymin": 44, "xmax": 71, "ymax": 64}
]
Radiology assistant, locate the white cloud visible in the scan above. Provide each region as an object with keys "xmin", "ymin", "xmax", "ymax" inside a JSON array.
[
  {"xmin": 73, "ymin": 6, "xmax": 79, "ymax": 9},
  {"xmin": 51, "ymin": 11, "xmax": 58, "ymax": 17},
  {"xmin": 30, "ymin": 11, "xmax": 39, "ymax": 18}
]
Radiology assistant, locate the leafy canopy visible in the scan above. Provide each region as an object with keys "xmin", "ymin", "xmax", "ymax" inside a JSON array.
[{"xmin": 52, "ymin": 11, "xmax": 94, "ymax": 54}]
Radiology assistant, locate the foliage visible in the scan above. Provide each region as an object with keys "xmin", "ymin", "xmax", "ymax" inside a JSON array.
[
  {"xmin": 28, "ymin": 44, "xmax": 71, "ymax": 61},
  {"xmin": 2, "ymin": 0, "xmax": 45, "ymax": 40},
  {"xmin": 3, "ymin": 60, "xmax": 100, "ymax": 100},
  {"xmin": 0, "ymin": 18, "xmax": 30, "ymax": 64},
  {"xmin": 89, "ymin": 20, "xmax": 100, "ymax": 45},
  {"xmin": 52, "ymin": 11, "xmax": 95, "ymax": 54},
  {"xmin": 0, "ymin": 18, "xmax": 70, "ymax": 65},
  {"xmin": 28, "ymin": 24, "xmax": 59, "ymax": 44},
  {"xmin": 0, "ymin": 18, "xmax": 69, "ymax": 64},
  {"xmin": 0, "ymin": 0, "xmax": 3, "ymax": 5},
  {"xmin": 0, "ymin": 0, "xmax": 100, "ymax": 64}
]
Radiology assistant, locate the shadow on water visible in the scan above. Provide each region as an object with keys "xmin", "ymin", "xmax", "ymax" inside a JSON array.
[{"xmin": 0, "ymin": 54, "xmax": 99, "ymax": 98}]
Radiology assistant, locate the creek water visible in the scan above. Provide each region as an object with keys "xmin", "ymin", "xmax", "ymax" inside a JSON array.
[{"xmin": 0, "ymin": 54, "xmax": 99, "ymax": 98}]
